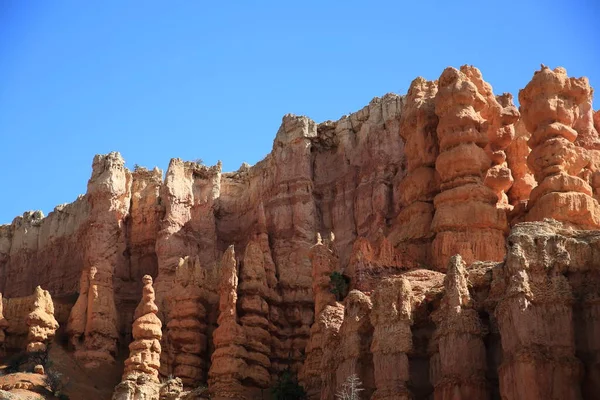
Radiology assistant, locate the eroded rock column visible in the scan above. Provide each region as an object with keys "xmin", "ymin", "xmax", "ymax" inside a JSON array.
[
  {"xmin": 26, "ymin": 286, "xmax": 59, "ymax": 353},
  {"xmin": 520, "ymin": 65, "xmax": 600, "ymax": 228},
  {"xmin": 154, "ymin": 160, "xmax": 221, "ymax": 320},
  {"xmin": 317, "ymin": 305, "xmax": 345, "ymax": 400},
  {"xmin": 208, "ymin": 246, "xmax": 247, "ymax": 399},
  {"xmin": 506, "ymin": 119, "xmax": 536, "ymax": 221},
  {"xmin": 122, "ymin": 275, "xmax": 162, "ymax": 382},
  {"xmin": 370, "ymin": 278, "xmax": 413, "ymax": 400},
  {"xmin": 67, "ymin": 268, "xmax": 90, "ymax": 351},
  {"xmin": 163, "ymin": 256, "xmax": 209, "ymax": 385},
  {"xmin": 300, "ymin": 237, "xmax": 339, "ymax": 399},
  {"xmin": 432, "ymin": 66, "xmax": 509, "ymax": 269},
  {"xmin": 432, "ymin": 255, "xmax": 487, "ymax": 399},
  {"xmin": 0, "ymin": 292, "xmax": 8, "ymax": 349},
  {"xmin": 335, "ymin": 290, "xmax": 374, "ymax": 398},
  {"xmin": 238, "ymin": 240, "xmax": 272, "ymax": 391},
  {"xmin": 392, "ymin": 77, "xmax": 439, "ymax": 267},
  {"xmin": 482, "ymin": 92, "xmax": 520, "ymax": 211},
  {"xmin": 70, "ymin": 152, "xmax": 130, "ymax": 367},
  {"xmin": 495, "ymin": 223, "xmax": 582, "ymax": 399}
]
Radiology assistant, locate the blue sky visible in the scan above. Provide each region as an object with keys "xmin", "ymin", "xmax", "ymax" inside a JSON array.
[{"xmin": 1, "ymin": 1, "xmax": 599, "ymax": 224}]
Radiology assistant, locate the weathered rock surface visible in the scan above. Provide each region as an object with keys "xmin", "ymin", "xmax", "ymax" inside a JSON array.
[
  {"xmin": 0, "ymin": 292, "xmax": 8, "ymax": 348},
  {"xmin": 370, "ymin": 278, "xmax": 413, "ymax": 400},
  {"xmin": 431, "ymin": 66, "xmax": 511, "ymax": 269},
  {"xmin": 162, "ymin": 256, "xmax": 212, "ymax": 386},
  {"xmin": 299, "ymin": 238, "xmax": 342, "ymax": 399},
  {"xmin": 335, "ymin": 290, "xmax": 374, "ymax": 398},
  {"xmin": 0, "ymin": 64, "xmax": 599, "ymax": 400},
  {"xmin": 122, "ymin": 275, "xmax": 162, "ymax": 382},
  {"xmin": 2, "ymin": 286, "xmax": 58, "ymax": 352},
  {"xmin": 521, "ymin": 65, "xmax": 600, "ymax": 228},
  {"xmin": 25, "ymin": 286, "xmax": 59, "ymax": 353},
  {"xmin": 431, "ymin": 255, "xmax": 487, "ymax": 399},
  {"xmin": 391, "ymin": 77, "xmax": 439, "ymax": 268},
  {"xmin": 207, "ymin": 246, "xmax": 246, "ymax": 400}
]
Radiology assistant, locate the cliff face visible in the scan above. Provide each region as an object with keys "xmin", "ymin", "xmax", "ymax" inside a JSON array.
[{"xmin": 1, "ymin": 64, "xmax": 600, "ymax": 400}]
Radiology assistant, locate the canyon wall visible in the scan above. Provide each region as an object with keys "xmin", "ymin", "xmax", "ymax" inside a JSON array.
[{"xmin": 0, "ymin": 64, "xmax": 599, "ymax": 399}]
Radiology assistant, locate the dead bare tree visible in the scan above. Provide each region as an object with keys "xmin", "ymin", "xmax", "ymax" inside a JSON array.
[{"xmin": 335, "ymin": 374, "xmax": 364, "ymax": 400}]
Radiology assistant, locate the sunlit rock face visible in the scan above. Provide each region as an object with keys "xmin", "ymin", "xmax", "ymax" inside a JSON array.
[{"xmin": 0, "ymin": 64, "xmax": 599, "ymax": 400}]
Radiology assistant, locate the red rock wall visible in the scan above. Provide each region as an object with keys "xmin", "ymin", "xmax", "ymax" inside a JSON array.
[{"xmin": 0, "ymin": 64, "xmax": 599, "ymax": 400}]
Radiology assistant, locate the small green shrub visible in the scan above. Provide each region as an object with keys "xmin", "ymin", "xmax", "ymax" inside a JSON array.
[
  {"xmin": 271, "ymin": 369, "xmax": 306, "ymax": 400},
  {"xmin": 330, "ymin": 271, "xmax": 349, "ymax": 301}
]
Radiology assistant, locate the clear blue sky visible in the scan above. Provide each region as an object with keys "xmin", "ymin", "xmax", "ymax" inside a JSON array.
[{"xmin": 1, "ymin": 1, "xmax": 599, "ymax": 224}]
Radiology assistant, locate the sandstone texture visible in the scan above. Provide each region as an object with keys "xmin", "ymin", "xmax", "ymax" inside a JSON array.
[
  {"xmin": 0, "ymin": 64, "xmax": 598, "ymax": 400},
  {"xmin": 122, "ymin": 275, "xmax": 162, "ymax": 382},
  {"xmin": 2, "ymin": 286, "xmax": 58, "ymax": 352},
  {"xmin": 520, "ymin": 65, "xmax": 600, "ymax": 229}
]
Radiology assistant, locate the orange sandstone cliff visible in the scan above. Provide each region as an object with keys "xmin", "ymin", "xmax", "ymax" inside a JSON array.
[{"xmin": 0, "ymin": 64, "xmax": 599, "ymax": 400}]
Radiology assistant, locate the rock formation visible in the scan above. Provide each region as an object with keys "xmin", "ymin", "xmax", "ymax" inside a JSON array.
[
  {"xmin": 0, "ymin": 64, "xmax": 599, "ymax": 400},
  {"xmin": 370, "ymin": 278, "xmax": 413, "ymax": 400},
  {"xmin": 431, "ymin": 255, "xmax": 487, "ymax": 399},
  {"xmin": 335, "ymin": 291, "xmax": 374, "ymax": 398},
  {"xmin": 392, "ymin": 77, "xmax": 439, "ymax": 267},
  {"xmin": 506, "ymin": 119, "xmax": 536, "ymax": 221},
  {"xmin": 314, "ymin": 304, "xmax": 345, "ymax": 400},
  {"xmin": 0, "ymin": 293, "xmax": 7, "ymax": 349},
  {"xmin": 492, "ymin": 221, "xmax": 585, "ymax": 399},
  {"xmin": 122, "ymin": 275, "xmax": 162, "ymax": 382},
  {"xmin": 2, "ymin": 287, "xmax": 58, "ymax": 352},
  {"xmin": 66, "ymin": 268, "xmax": 90, "ymax": 352},
  {"xmin": 431, "ymin": 66, "xmax": 510, "ymax": 269},
  {"xmin": 300, "ymin": 238, "xmax": 344, "ymax": 399},
  {"xmin": 154, "ymin": 160, "xmax": 221, "ymax": 322},
  {"xmin": 237, "ymin": 240, "xmax": 273, "ymax": 392},
  {"xmin": 348, "ymin": 233, "xmax": 403, "ymax": 292},
  {"xmin": 26, "ymin": 286, "xmax": 59, "ymax": 353},
  {"xmin": 162, "ymin": 256, "xmax": 210, "ymax": 386},
  {"xmin": 69, "ymin": 152, "xmax": 130, "ymax": 368},
  {"xmin": 520, "ymin": 65, "xmax": 600, "ymax": 228},
  {"xmin": 208, "ymin": 246, "xmax": 246, "ymax": 400}
]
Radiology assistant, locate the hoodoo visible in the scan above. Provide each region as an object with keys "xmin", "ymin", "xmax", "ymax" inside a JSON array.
[{"xmin": 0, "ymin": 64, "xmax": 599, "ymax": 400}]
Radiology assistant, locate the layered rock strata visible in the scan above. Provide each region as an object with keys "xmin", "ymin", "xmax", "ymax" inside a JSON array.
[
  {"xmin": 154, "ymin": 160, "xmax": 221, "ymax": 322},
  {"xmin": 299, "ymin": 237, "xmax": 339, "ymax": 398},
  {"xmin": 69, "ymin": 152, "xmax": 130, "ymax": 368},
  {"xmin": 335, "ymin": 291, "xmax": 374, "ymax": 398},
  {"xmin": 392, "ymin": 77, "xmax": 439, "ymax": 267},
  {"xmin": 520, "ymin": 65, "xmax": 600, "ymax": 228},
  {"xmin": 122, "ymin": 275, "xmax": 162, "ymax": 382},
  {"xmin": 237, "ymin": 240, "xmax": 273, "ymax": 392},
  {"xmin": 348, "ymin": 234, "xmax": 403, "ymax": 292},
  {"xmin": 162, "ymin": 256, "xmax": 211, "ymax": 385},
  {"xmin": 315, "ymin": 304, "xmax": 345, "ymax": 400},
  {"xmin": 208, "ymin": 246, "xmax": 246, "ymax": 400},
  {"xmin": 25, "ymin": 286, "xmax": 59, "ymax": 353},
  {"xmin": 2, "ymin": 287, "xmax": 58, "ymax": 352},
  {"xmin": 0, "ymin": 293, "xmax": 7, "ymax": 349},
  {"xmin": 506, "ymin": 119, "xmax": 536, "ymax": 221},
  {"xmin": 431, "ymin": 66, "xmax": 510, "ymax": 269},
  {"xmin": 0, "ymin": 64, "xmax": 599, "ymax": 400},
  {"xmin": 492, "ymin": 221, "xmax": 586, "ymax": 399},
  {"xmin": 431, "ymin": 255, "xmax": 487, "ymax": 399},
  {"xmin": 370, "ymin": 278, "xmax": 413, "ymax": 400}
]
